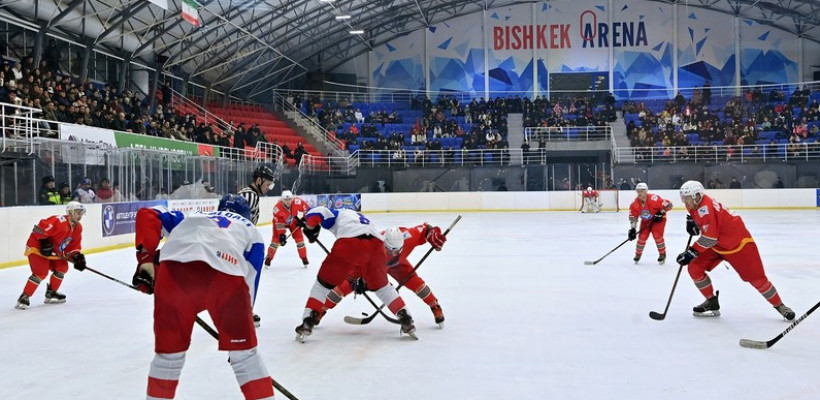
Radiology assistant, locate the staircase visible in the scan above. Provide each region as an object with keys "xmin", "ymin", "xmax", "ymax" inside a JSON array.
[
  {"xmin": 506, "ymin": 113, "xmax": 524, "ymax": 165},
  {"xmin": 609, "ymin": 117, "xmax": 634, "ymax": 164}
]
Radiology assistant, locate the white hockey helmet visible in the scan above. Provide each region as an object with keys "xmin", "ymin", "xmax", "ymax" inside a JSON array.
[
  {"xmin": 66, "ymin": 201, "xmax": 86, "ymax": 215},
  {"xmin": 586, "ymin": 186, "xmax": 593, "ymax": 192},
  {"xmin": 383, "ymin": 227, "xmax": 405, "ymax": 252},
  {"xmin": 680, "ymin": 180, "xmax": 705, "ymax": 200},
  {"xmin": 635, "ymin": 182, "xmax": 649, "ymax": 191},
  {"xmin": 281, "ymin": 190, "xmax": 293, "ymax": 200}
]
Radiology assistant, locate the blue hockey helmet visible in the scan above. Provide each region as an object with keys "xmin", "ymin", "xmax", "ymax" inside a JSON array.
[{"xmin": 218, "ymin": 194, "xmax": 251, "ymax": 220}]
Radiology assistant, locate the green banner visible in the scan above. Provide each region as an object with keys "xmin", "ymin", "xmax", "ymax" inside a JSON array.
[{"xmin": 114, "ymin": 131, "xmax": 220, "ymax": 157}]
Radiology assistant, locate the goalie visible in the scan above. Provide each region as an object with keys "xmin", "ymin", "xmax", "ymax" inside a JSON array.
[{"xmin": 581, "ymin": 187, "xmax": 601, "ymax": 213}]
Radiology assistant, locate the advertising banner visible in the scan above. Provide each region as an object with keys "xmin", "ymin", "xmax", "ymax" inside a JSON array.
[
  {"xmin": 59, "ymin": 125, "xmax": 117, "ymax": 165},
  {"xmin": 101, "ymin": 200, "xmax": 167, "ymax": 237},
  {"xmin": 315, "ymin": 193, "xmax": 362, "ymax": 211},
  {"xmin": 167, "ymin": 199, "xmax": 220, "ymax": 213},
  {"xmin": 114, "ymin": 131, "xmax": 219, "ymax": 157}
]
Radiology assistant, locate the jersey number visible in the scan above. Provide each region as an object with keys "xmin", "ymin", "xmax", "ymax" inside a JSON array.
[
  {"xmin": 208, "ymin": 215, "xmax": 232, "ymax": 228},
  {"xmin": 357, "ymin": 213, "xmax": 370, "ymax": 225}
]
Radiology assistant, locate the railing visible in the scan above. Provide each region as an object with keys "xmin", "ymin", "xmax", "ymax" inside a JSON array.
[
  {"xmin": 273, "ymin": 91, "xmax": 347, "ymax": 156},
  {"xmin": 297, "ymin": 148, "xmax": 544, "ymax": 172},
  {"xmin": 1, "ymin": 102, "xmax": 48, "ymax": 153},
  {"xmin": 168, "ymin": 89, "xmax": 231, "ymax": 134},
  {"xmin": 613, "ymin": 142, "xmax": 820, "ymax": 164},
  {"xmin": 524, "ymin": 126, "xmax": 611, "ymax": 143}
]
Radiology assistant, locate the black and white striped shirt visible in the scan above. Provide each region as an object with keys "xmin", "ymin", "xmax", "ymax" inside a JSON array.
[{"xmin": 238, "ymin": 185, "xmax": 261, "ymax": 225}]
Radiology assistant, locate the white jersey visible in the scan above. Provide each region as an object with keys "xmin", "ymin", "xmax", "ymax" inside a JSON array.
[
  {"xmin": 304, "ymin": 207, "xmax": 382, "ymax": 240},
  {"xmin": 237, "ymin": 185, "xmax": 261, "ymax": 225},
  {"xmin": 155, "ymin": 209, "xmax": 266, "ymax": 303}
]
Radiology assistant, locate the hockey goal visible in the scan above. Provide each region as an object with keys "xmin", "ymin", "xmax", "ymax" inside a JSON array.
[{"xmin": 577, "ymin": 189, "xmax": 620, "ymax": 212}]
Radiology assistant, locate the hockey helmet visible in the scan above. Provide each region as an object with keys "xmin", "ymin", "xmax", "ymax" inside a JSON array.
[
  {"xmin": 253, "ymin": 165, "xmax": 275, "ymax": 181},
  {"xmin": 635, "ymin": 183, "xmax": 649, "ymax": 191},
  {"xmin": 586, "ymin": 186, "xmax": 593, "ymax": 192},
  {"xmin": 383, "ymin": 227, "xmax": 404, "ymax": 253},
  {"xmin": 281, "ymin": 190, "xmax": 293, "ymax": 200},
  {"xmin": 66, "ymin": 201, "xmax": 86, "ymax": 216},
  {"xmin": 680, "ymin": 180, "xmax": 705, "ymax": 200},
  {"xmin": 218, "ymin": 194, "xmax": 251, "ymax": 220}
]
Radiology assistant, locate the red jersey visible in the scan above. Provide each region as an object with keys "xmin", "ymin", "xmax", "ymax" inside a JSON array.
[
  {"xmin": 583, "ymin": 190, "xmax": 598, "ymax": 199},
  {"xmin": 688, "ymin": 194, "xmax": 752, "ymax": 255},
  {"xmin": 272, "ymin": 197, "xmax": 310, "ymax": 230},
  {"xmin": 629, "ymin": 193, "xmax": 673, "ymax": 225},
  {"xmin": 25, "ymin": 214, "xmax": 83, "ymax": 260}
]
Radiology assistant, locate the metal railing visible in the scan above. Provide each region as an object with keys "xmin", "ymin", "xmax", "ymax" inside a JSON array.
[
  {"xmin": 524, "ymin": 126, "xmax": 611, "ymax": 143},
  {"xmin": 273, "ymin": 91, "xmax": 347, "ymax": 156},
  {"xmin": 613, "ymin": 142, "xmax": 820, "ymax": 164}
]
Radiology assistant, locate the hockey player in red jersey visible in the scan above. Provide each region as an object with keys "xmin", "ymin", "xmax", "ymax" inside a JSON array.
[
  {"xmin": 264, "ymin": 190, "xmax": 310, "ymax": 268},
  {"xmin": 581, "ymin": 187, "xmax": 600, "ymax": 213},
  {"xmin": 675, "ymin": 180, "xmax": 795, "ymax": 320},
  {"xmin": 16, "ymin": 201, "xmax": 87, "ymax": 309},
  {"xmin": 132, "ymin": 194, "xmax": 274, "ymax": 400},
  {"xmin": 294, "ymin": 206, "xmax": 418, "ymax": 342},
  {"xmin": 627, "ymin": 183, "xmax": 673, "ymax": 264},
  {"xmin": 319, "ymin": 223, "xmax": 448, "ymax": 326}
]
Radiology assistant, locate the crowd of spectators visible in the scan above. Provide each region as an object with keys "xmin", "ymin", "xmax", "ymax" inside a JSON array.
[{"xmin": 625, "ymin": 83, "xmax": 820, "ymax": 161}]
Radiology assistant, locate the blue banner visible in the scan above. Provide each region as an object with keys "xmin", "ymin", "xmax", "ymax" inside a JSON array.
[
  {"xmin": 316, "ymin": 194, "xmax": 361, "ymax": 211},
  {"xmin": 101, "ymin": 200, "xmax": 167, "ymax": 237},
  {"xmin": 816, "ymin": 189, "xmax": 820, "ymax": 207}
]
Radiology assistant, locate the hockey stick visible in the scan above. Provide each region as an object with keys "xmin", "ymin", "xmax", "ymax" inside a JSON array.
[
  {"xmin": 194, "ymin": 318, "xmax": 300, "ymax": 400},
  {"xmin": 313, "ymin": 237, "xmax": 400, "ymax": 324},
  {"xmin": 648, "ymin": 234, "xmax": 694, "ymax": 321},
  {"xmin": 584, "ymin": 221, "xmax": 654, "ymax": 265},
  {"xmin": 344, "ymin": 215, "xmax": 462, "ymax": 325},
  {"xmin": 739, "ymin": 300, "xmax": 820, "ymax": 349},
  {"xmin": 84, "ymin": 267, "xmax": 299, "ymax": 399}
]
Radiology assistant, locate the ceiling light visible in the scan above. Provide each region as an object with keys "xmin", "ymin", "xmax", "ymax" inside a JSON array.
[
  {"xmin": 335, "ymin": 15, "xmax": 351, "ymax": 20},
  {"xmin": 349, "ymin": 30, "xmax": 364, "ymax": 34},
  {"xmin": 319, "ymin": 0, "xmax": 335, "ymax": 2}
]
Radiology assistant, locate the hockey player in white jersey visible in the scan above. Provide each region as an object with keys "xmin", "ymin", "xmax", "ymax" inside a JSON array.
[
  {"xmin": 132, "ymin": 194, "xmax": 274, "ymax": 400},
  {"xmin": 294, "ymin": 206, "xmax": 417, "ymax": 342}
]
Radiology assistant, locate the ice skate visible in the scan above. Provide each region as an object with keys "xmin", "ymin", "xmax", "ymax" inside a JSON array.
[
  {"xmin": 313, "ymin": 309, "xmax": 326, "ymax": 327},
  {"xmin": 44, "ymin": 284, "xmax": 66, "ymax": 304},
  {"xmin": 253, "ymin": 313, "xmax": 261, "ymax": 328},
  {"xmin": 657, "ymin": 254, "xmax": 666, "ymax": 265},
  {"xmin": 15, "ymin": 293, "xmax": 30, "ymax": 310},
  {"xmin": 775, "ymin": 304, "xmax": 795, "ymax": 321},
  {"xmin": 431, "ymin": 304, "xmax": 445, "ymax": 327},
  {"xmin": 301, "ymin": 257, "xmax": 309, "ymax": 268},
  {"xmin": 294, "ymin": 310, "xmax": 320, "ymax": 343},
  {"xmin": 693, "ymin": 291, "xmax": 720, "ymax": 317},
  {"xmin": 397, "ymin": 309, "xmax": 418, "ymax": 340},
  {"xmin": 633, "ymin": 254, "xmax": 641, "ymax": 264}
]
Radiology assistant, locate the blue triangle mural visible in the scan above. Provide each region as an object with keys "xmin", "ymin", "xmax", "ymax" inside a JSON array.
[
  {"xmin": 758, "ymin": 32, "xmax": 769, "ymax": 41},
  {"xmin": 385, "ymin": 43, "xmax": 396, "ymax": 52},
  {"xmin": 438, "ymin": 37, "xmax": 452, "ymax": 50}
]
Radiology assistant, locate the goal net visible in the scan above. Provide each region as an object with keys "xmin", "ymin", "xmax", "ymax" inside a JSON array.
[{"xmin": 577, "ymin": 189, "xmax": 620, "ymax": 212}]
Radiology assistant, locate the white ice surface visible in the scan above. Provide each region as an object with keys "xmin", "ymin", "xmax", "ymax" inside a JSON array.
[{"xmin": 1, "ymin": 210, "xmax": 820, "ymax": 400}]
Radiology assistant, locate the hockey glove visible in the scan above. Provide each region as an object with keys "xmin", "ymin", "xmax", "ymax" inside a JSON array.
[
  {"xmin": 351, "ymin": 277, "xmax": 367, "ymax": 295},
  {"xmin": 303, "ymin": 225, "xmax": 321, "ymax": 243},
  {"xmin": 72, "ymin": 253, "xmax": 87, "ymax": 271},
  {"xmin": 425, "ymin": 225, "xmax": 446, "ymax": 251},
  {"xmin": 264, "ymin": 247, "xmax": 274, "ymax": 267},
  {"xmin": 132, "ymin": 265, "xmax": 155, "ymax": 295},
  {"xmin": 279, "ymin": 233, "xmax": 288, "ymax": 247},
  {"xmin": 628, "ymin": 228, "xmax": 637, "ymax": 241},
  {"xmin": 653, "ymin": 211, "xmax": 665, "ymax": 222},
  {"xmin": 39, "ymin": 239, "xmax": 54, "ymax": 257},
  {"xmin": 676, "ymin": 247, "xmax": 699, "ymax": 266},
  {"xmin": 686, "ymin": 215, "xmax": 700, "ymax": 236}
]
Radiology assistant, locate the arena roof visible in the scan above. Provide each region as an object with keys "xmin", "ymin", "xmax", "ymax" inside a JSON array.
[{"xmin": 4, "ymin": 0, "xmax": 819, "ymax": 101}]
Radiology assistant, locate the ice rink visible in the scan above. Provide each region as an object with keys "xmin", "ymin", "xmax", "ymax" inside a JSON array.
[{"xmin": 1, "ymin": 209, "xmax": 819, "ymax": 400}]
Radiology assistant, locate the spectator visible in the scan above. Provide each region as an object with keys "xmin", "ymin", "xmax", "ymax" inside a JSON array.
[
  {"xmin": 56, "ymin": 182, "xmax": 72, "ymax": 204},
  {"xmin": 729, "ymin": 177, "xmax": 742, "ymax": 189},
  {"xmin": 43, "ymin": 39, "xmax": 62, "ymax": 75},
  {"xmin": 772, "ymin": 176, "xmax": 785, "ymax": 188},
  {"xmin": 38, "ymin": 175, "xmax": 59, "ymax": 205},
  {"xmin": 72, "ymin": 178, "xmax": 96, "ymax": 203},
  {"xmin": 96, "ymin": 178, "xmax": 113, "ymax": 202},
  {"xmin": 294, "ymin": 142, "xmax": 308, "ymax": 164}
]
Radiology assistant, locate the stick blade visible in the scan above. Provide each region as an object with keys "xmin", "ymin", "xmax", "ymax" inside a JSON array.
[
  {"xmin": 343, "ymin": 316, "xmax": 366, "ymax": 325},
  {"xmin": 648, "ymin": 311, "xmax": 666, "ymax": 320},
  {"xmin": 584, "ymin": 260, "xmax": 595, "ymax": 265},
  {"xmin": 739, "ymin": 339, "xmax": 770, "ymax": 349}
]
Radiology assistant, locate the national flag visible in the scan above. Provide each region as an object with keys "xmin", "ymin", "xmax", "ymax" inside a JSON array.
[{"xmin": 181, "ymin": 0, "xmax": 199, "ymax": 27}]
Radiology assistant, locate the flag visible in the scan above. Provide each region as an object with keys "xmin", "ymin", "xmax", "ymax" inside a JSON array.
[
  {"xmin": 181, "ymin": 0, "xmax": 199, "ymax": 27},
  {"xmin": 147, "ymin": 0, "xmax": 168, "ymax": 10}
]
